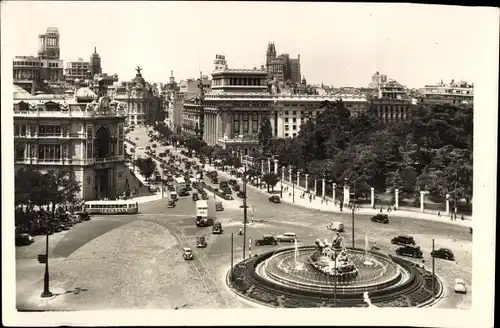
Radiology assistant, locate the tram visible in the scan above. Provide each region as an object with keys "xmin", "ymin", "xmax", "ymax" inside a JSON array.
[{"xmin": 83, "ymin": 200, "xmax": 139, "ymax": 215}]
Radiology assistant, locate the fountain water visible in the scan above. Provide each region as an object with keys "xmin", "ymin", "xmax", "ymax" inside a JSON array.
[
  {"xmin": 364, "ymin": 236, "xmax": 374, "ymax": 266},
  {"xmin": 294, "ymin": 238, "xmax": 304, "ymax": 270}
]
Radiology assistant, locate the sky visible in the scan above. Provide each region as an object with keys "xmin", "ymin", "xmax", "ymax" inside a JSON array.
[{"xmin": 0, "ymin": 1, "xmax": 494, "ymax": 88}]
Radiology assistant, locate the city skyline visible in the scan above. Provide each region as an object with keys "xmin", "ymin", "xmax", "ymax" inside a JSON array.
[{"xmin": 2, "ymin": 2, "xmax": 487, "ymax": 88}]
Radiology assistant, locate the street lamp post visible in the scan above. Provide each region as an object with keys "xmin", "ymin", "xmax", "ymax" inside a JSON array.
[
  {"xmin": 242, "ymin": 152, "xmax": 249, "ymax": 259},
  {"xmin": 352, "ymin": 180, "xmax": 356, "ymax": 249},
  {"xmin": 333, "ymin": 248, "xmax": 337, "ymax": 307},
  {"xmin": 292, "ymin": 167, "xmax": 295, "ymax": 203},
  {"xmin": 41, "ymin": 217, "xmax": 53, "ymax": 298}
]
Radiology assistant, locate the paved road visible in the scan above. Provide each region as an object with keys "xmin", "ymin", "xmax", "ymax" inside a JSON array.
[{"xmin": 15, "ymin": 126, "xmax": 472, "ymax": 310}]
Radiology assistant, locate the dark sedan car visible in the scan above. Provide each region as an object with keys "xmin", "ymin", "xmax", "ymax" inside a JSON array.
[
  {"xmin": 269, "ymin": 195, "xmax": 281, "ymax": 203},
  {"xmin": 371, "ymin": 214, "xmax": 389, "ymax": 224},
  {"xmin": 431, "ymin": 248, "xmax": 455, "ymax": 261}
]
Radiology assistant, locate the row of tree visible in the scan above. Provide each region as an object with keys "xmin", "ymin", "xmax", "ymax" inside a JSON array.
[
  {"xmin": 261, "ymin": 101, "xmax": 473, "ymax": 202},
  {"xmin": 15, "ymin": 167, "xmax": 81, "ymax": 212}
]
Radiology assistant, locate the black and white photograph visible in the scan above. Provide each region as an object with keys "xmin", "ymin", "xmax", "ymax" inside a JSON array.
[{"xmin": 1, "ymin": 2, "xmax": 497, "ymax": 327}]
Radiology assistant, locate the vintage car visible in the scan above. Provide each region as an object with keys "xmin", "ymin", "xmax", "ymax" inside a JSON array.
[
  {"xmin": 192, "ymin": 193, "xmax": 199, "ymax": 201},
  {"xmin": 454, "ymin": 278, "xmax": 467, "ymax": 294},
  {"xmin": 196, "ymin": 235, "xmax": 207, "ymax": 248},
  {"xmin": 395, "ymin": 245, "xmax": 423, "ymax": 258},
  {"xmin": 215, "ymin": 201, "xmax": 224, "ymax": 211},
  {"xmin": 212, "ymin": 222, "xmax": 223, "ymax": 234},
  {"xmin": 391, "ymin": 235, "xmax": 416, "ymax": 246},
  {"xmin": 268, "ymin": 195, "xmax": 281, "ymax": 204},
  {"xmin": 255, "ymin": 235, "xmax": 278, "ymax": 246},
  {"xmin": 431, "ymin": 248, "xmax": 455, "ymax": 261},
  {"xmin": 183, "ymin": 247, "xmax": 194, "ymax": 260},
  {"xmin": 237, "ymin": 191, "xmax": 246, "ymax": 198},
  {"xmin": 167, "ymin": 199, "xmax": 176, "ymax": 208},
  {"xmin": 15, "ymin": 233, "xmax": 34, "ymax": 246},
  {"xmin": 276, "ymin": 232, "xmax": 297, "ymax": 242},
  {"xmin": 371, "ymin": 214, "xmax": 389, "ymax": 224}
]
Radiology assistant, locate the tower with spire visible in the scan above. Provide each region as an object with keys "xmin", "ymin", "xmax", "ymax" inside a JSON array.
[
  {"xmin": 90, "ymin": 46, "xmax": 102, "ymax": 78},
  {"xmin": 266, "ymin": 42, "xmax": 277, "ymax": 70}
]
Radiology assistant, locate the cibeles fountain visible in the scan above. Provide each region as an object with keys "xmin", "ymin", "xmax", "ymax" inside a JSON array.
[{"xmin": 228, "ymin": 229, "xmax": 443, "ymax": 308}]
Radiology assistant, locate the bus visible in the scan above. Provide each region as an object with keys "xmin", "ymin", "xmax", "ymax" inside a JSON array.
[
  {"xmin": 174, "ymin": 176, "xmax": 187, "ymax": 189},
  {"xmin": 83, "ymin": 200, "xmax": 139, "ymax": 215},
  {"xmin": 174, "ymin": 176, "xmax": 189, "ymax": 196},
  {"xmin": 195, "ymin": 200, "xmax": 215, "ymax": 227}
]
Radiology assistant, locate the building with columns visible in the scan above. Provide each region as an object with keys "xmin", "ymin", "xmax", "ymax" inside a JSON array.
[
  {"xmin": 107, "ymin": 67, "xmax": 164, "ymax": 126},
  {"xmin": 13, "ymin": 81, "xmax": 128, "ymax": 200},
  {"xmin": 182, "ymin": 59, "xmax": 370, "ymax": 155},
  {"xmin": 371, "ymin": 79, "xmax": 416, "ymax": 122}
]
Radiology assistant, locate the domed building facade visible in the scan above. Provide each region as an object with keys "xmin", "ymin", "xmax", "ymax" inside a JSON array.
[
  {"xmin": 13, "ymin": 78, "xmax": 129, "ymax": 200},
  {"xmin": 107, "ymin": 67, "xmax": 164, "ymax": 126}
]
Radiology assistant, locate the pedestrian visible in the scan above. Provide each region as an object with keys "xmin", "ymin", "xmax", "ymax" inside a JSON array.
[
  {"xmin": 321, "ymin": 199, "xmax": 323, "ymax": 204},
  {"xmin": 313, "ymin": 195, "xmax": 316, "ymax": 200},
  {"xmin": 461, "ymin": 214, "xmax": 464, "ymax": 221},
  {"xmin": 326, "ymin": 198, "xmax": 328, "ymax": 205},
  {"xmin": 437, "ymin": 211, "xmax": 441, "ymax": 217}
]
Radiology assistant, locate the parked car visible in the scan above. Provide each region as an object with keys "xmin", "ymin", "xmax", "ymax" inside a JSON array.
[
  {"xmin": 431, "ymin": 248, "xmax": 455, "ymax": 261},
  {"xmin": 269, "ymin": 195, "xmax": 281, "ymax": 203},
  {"xmin": 371, "ymin": 214, "xmax": 389, "ymax": 224},
  {"xmin": 391, "ymin": 235, "xmax": 416, "ymax": 246},
  {"xmin": 192, "ymin": 193, "xmax": 199, "ymax": 201},
  {"xmin": 196, "ymin": 236, "xmax": 207, "ymax": 248},
  {"xmin": 237, "ymin": 191, "xmax": 246, "ymax": 198},
  {"xmin": 15, "ymin": 233, "xmax": 34, "ymax": 246},
  {"xmin": 255, "ymin": 235, "xmax": 278, "ymax": 246},
  {"xmin": 454, "ymin": 278, "xmax": 467, "ymax": 294},
  {"xmin": 395, "ymin": 245, "xmax": 423, "ymax": 258},
  {"xmin": 183, "ymin": 247, "xmax": 194, "ymax": 260},
  {"xmin": 212, "ymin": 222, "xmax": 223, "ymax": 234},
  {"xmin": 152, "ymin": 144, "xmax": 157, "ymax": 148},
  {"xmin": 276, "ymin": 232, "xmax": 297, "ymax": 242},
  {"xmin": 135, "ymin": 137, "xmax": 139, "ymax": 140},
  {"xmin": 229, "ymin": 179, "xmax": 237, "ymax": 186}
]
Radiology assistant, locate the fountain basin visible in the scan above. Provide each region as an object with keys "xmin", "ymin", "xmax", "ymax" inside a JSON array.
[{"xmin": 228, "ymin": 246, "xmax": 443, "ymax": 308}]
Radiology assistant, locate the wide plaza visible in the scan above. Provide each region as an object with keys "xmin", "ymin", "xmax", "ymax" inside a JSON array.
[{"xmin": 16, "ymin": 126, "xmax": 472, "ymax": 310}]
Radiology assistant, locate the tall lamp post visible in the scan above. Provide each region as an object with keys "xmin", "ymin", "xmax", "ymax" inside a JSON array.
[
  {"xmin": 197, "ymin": 72, "xmax": 205, "ymax": 142},
  {"xmin": 292, "ymin": 167, "xmax": 295, "ymax": 203},
  {"xmin": 242, "ymin": 151, "xmax": 249, "ymax": 259},
  {"xmin": 351, "ymin": 180, "xmax": 356, "ymax": 249},
  {"xmin": 40, "ymin": 215, "xmax": 52, "ymax": 298}
]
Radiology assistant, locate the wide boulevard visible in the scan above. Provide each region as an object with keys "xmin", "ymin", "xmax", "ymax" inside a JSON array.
[{"xmin": 15, "ymin": 126, "xmax": 472, "ymax": 310}]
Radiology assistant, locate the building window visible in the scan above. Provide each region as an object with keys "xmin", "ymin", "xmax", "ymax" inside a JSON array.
[
  {"xmin": 14, "ymin": 124, "xmax": 27, "ymax": 136},
  {"xmin": 252, "ymin": 113, "xmax": 258, "ymax": 133},
  {"xmin": 285, "ymin": 118, "xmax": 289, "ymax": 123},
  {"xmin": 285, "ymin": 111, "xmax": 289, "ymax": 115},
  {"xmin": 285, "ymin": 125, "xmax": 289, "ymax": 131},
  {"xmin": 292, "ymin": 118, "xmax": 297, "ymax": 123},
  {"xmin": 15, "ymin": 143, "xmax": 26, "ymax": 160},
  {"xmin": 243, "ymin": 113, "xmax": 249, "ymax": 134},
  {"xmin": 292, "ymin": 125, "xmax": 297, "ymax": 130},
  {"xmin": 38, "ymin": 144, "xmax": 61, "ymax": 160},
  {"xmin": 233, "ymin": 114, "xmax": 240, "ymax": 134},
  {"xmin": 39, "ymin": 125, "xmax": 62, "ymax": 137},
  {"xmin": 285, "ymin": 133, "xmax": 289, "ymax": 137}
]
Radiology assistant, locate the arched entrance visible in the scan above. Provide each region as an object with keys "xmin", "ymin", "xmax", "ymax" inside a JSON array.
[{"xmin": 94, "ymin": 125, "xmax": 113, "ymax": 199}]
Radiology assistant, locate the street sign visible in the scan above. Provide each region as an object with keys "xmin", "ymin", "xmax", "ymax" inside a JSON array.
[{"xmin": 38, "ymin": 254, "xmax": 47, "ymax": 264}]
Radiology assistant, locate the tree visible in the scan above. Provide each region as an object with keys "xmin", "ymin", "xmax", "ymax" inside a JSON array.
[
  {"xmin": 262, "ymin": 173, "xmax": 279, "ymax": 192},
  {"xmin": 258, "ymin": 114, "xmax": 273, "ymax": 152},
  {"xmin": 135, "ymin": 157, "xmax": 156, "ymax": 181}
]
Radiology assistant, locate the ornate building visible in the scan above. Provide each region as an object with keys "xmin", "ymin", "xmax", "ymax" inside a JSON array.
[
  {"xmin": 107, "ymin": 67, "xmax": 164, "ymax": 126},
  {"xmin": 65, "ymin": 58, "xmax": 90, "ymax": 83},
  {"xmin": 13, "ymin": 80, "xmax": 128, "ymax": 200},
  {"xmin": 182, "ymin": 59, "xmax": 369, "ymax": 155},
  {"xmin": 371, "ymin": 80, "xmax": 416, "ymax": 122}
]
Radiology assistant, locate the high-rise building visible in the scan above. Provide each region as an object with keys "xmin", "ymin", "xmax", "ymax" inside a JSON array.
[
  {"xmin": 13, "ymin": 27, "xmax": 64, "ymax": 94},
  {"xmin": 90, "ymin": 47, "xmax": 102, "ymax": 78},
  {"xmin": 265, "ymin": 42, "xmax": 301, "ymax": 85},
  {"xmin": 369, "ymin": 71, "xmax": 387, "ymax": 89},
  {"xmin": 65, "ymin": 58, "xmax": 90, "ymax": 82},
  {"xmin": 38, "ymin": 27, "xmax": 60, "ymax": 59}
]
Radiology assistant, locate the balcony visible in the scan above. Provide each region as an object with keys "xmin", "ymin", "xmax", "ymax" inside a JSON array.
[
  {"xmin": 14, "ymin": 133, "xmax": 86, "ymax": 139},
  {"xmin": 217, "ymin": 135, "xmax": 259, "ymax": 145}
]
